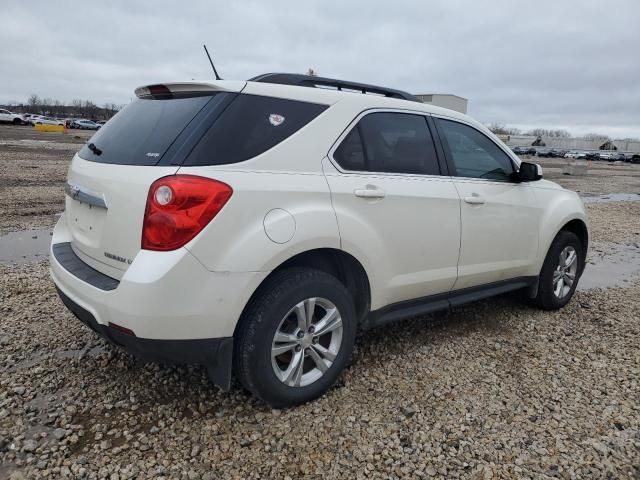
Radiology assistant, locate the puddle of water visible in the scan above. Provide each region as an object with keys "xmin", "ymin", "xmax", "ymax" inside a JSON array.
[
  {"xmin": 581, "ymin": 193, "xmax": 640, "ymax": 204},
  {"xmin": 0, "ymin": 228, "xmax": 53, "ymax": 265},
  {"xmin": 579, "ymin": 243, "xmax": 640, "ymax": 290}
]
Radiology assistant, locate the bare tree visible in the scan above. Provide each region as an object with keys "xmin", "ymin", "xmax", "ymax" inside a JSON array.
[
  {"xmin": 583, "ymin": 133, "xmax": 610, "ymax": 141},
  {"xmin": 488, "ymin": 123, "xmax": 521, "ymax": 135},
  {"xmin": 3, "ymin": 94, "xmax": 123, "ymax": 120},
  {"xmin": 27, "ymin": 94, "xmax": 40, "ymax": 113},
  {"xmin": 550, "ymin": 129, "xmax": 571, "ymax": 138},
  {"xmin": 525, "ymin": 128, "xmax": 571, "ymax": 138}
]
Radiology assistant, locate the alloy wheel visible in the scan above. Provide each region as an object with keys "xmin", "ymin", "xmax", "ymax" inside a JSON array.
[
  {"xmin": 553, "ymin": 246, "xmax": 578, "ymax": 298},
  {"xmin": 271, "ymin": 297, "xmax": 343, "ymax": 387}
]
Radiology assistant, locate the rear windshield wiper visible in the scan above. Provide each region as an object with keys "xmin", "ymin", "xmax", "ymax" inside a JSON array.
[{"xmin": 88, "ymin": 143, "xmax": 102, "ymax": 156}]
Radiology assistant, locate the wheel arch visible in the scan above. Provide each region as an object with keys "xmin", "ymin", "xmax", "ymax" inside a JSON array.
[
  {"xmin": 233, "ymin": 248, "xmax": 372, "ymax": 337},
  {"xmin": 558, "ymin": 218, "xmax": 589, "ymax": 275},
  {"xmin": 541, "ymin": 216, "xmax": 589, "ymax": 277}
]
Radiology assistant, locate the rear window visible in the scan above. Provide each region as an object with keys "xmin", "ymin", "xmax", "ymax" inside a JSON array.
[
  {"xmin": 78, "ymin": 95, "xmax": 220, "ymax": 166},
  {"xmin": 183, "ymin": 94, "xmax": 328, "ymax": 166}
]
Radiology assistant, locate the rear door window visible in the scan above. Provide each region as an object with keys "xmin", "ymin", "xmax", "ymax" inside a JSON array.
[
  {"xmin": 333, "ymin": 112, "xmax": 441, "ymax": 175},
  {"xmin": 78, "ymin": 94, "xmax": 225, "ymax": 166},
  {"xmin": 183, "ymin": 95, "xmax": 328, "ymax": 166}
]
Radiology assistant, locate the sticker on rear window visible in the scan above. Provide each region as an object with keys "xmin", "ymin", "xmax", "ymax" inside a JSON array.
[
  {"xmin": 269, "ymin": 114, "xmax": 285, "ymax": 126},
  {"xmin": 146, "ymin": 152, "xmax": 160, "ymax": 157}
]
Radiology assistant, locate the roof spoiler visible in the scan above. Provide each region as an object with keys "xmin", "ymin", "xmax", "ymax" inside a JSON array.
[
  {"xmin": 248, "ymin": 73, "xmax": 421, "ymax": 103},
  {"xmin": 134, "ymin": 81, "xmax": 245, "ymax": 98}
]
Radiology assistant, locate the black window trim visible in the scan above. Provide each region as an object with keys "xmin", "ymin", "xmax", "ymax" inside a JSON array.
[
  {"xmin": 328, "ymin": 108, "xmax": 448, "ymax": 178},
  {"xmin": 431, "ymin": 114, "xmax": 520, "ymax": 183}
]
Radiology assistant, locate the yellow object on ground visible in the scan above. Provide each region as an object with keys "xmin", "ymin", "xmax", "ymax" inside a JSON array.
[{"xmin": 35, "ymin": 124, "xmax": 65, "ymax": 133}]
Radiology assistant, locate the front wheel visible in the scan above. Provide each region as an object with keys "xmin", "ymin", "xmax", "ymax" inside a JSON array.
[
  {"xmin": 532, "ymin": 231, "xmax": 583, "ymax": 310},
  {"xmin": 234, "ymin": 268, "xmax": 357, "ymax": 408}
]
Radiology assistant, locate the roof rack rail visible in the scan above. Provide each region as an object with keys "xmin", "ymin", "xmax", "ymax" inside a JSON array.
[{"xmin": 248, "ymin": 73, "xmax": 421, "ymax": 103}]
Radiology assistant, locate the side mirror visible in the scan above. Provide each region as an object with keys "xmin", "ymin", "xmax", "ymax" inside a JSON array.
[{"xmin": 515, "ymin": 161, "xmax": 542, "ymax": 182}]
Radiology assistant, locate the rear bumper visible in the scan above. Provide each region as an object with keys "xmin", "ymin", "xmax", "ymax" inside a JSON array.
[
  {"xmin": 49, "ymin": 215, "xmax": 269, "ymax": 388},
  {"xmin": 56, "ymin": 286, "xmax": 233, "ymax": 389}
]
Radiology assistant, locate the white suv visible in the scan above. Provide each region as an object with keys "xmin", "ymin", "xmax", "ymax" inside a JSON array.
[
  {"xmin": 50, "ymin": 74, "xmax": 588, "ymax": 407},
  {"xmin": 0, "ymin": 108, "xmax": 24, "ymax": 124}
]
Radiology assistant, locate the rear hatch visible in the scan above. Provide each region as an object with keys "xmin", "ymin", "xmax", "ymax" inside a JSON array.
[{"xmin": 64, "ymin": 81, "xmax": 244, "ymax": 278}]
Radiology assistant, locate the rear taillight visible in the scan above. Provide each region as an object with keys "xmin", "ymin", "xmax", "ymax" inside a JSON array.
[{"xmin": 142, "ymin": 175, "xmax": 232, "ymax": 251}]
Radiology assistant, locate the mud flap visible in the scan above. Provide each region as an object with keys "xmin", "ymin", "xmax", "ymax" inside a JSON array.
[{"xmin": 207, "ymin": 338, "xmax": 234, "ymax": 391}]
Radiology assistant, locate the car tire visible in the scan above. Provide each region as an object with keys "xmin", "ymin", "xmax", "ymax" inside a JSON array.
[
  {"xmin": 234, "ymin": 268, "xmax": 357, "ymax": 408},
  {"xmin": 532, "ymin": 231, "xmax": 583, "ymax": 310}
]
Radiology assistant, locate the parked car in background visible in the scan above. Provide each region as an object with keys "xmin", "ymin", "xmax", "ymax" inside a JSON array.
[
  {"xmin": 511, "ymin": 146, "xmax": 536, "ymax": 156},
  {"xmin": 631, "ymin": 154, "xmax": 640, "ymax": 164},
  {"xmin": 50, "ymin": 74, "xmax": 589, "ymax": 407},
  {"xmin": 598, "ymin": 152, "xmax": 615, "ymax": 161},
  {"xmin": 0, "ymin": 108, "xmax": 25, "ymax": 125},
  {"xmin": 585, "ymin": 151, "xmax": 599, "ymax": 161},
  {"xmin": 34, "ymin": 116, "xmax": 65, "ymax": 126},
  {"xmin": 613, "ymin": 153, "xmax": 626, "ymax": 161},
  {"xmin": 72, "ymin": 119, "xmax": 101, "ymax": 130},
  {"xmin": 549, "ymin": 149, "xmax": 567, "ymax": 158},
  {"xmin": 564, "ymin": 151, "xmax": 587, "ymax": 159},
  {"xmin": 27, "ymin": 115, "xmax": 45, "ymax": 125},
  {"xmin": 536, "ymin": 148, "xmax": 552, "ymax": 157}
]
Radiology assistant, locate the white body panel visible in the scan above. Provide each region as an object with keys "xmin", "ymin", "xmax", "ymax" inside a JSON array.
[
  {"xmin": 452, "ymin": 179, "xmax": 540, "ymax": 289},
  {"xmin": 179, "ymin": 167, "xmax": 341, "ymax": 273},
  {"xmin": 51, "ymin": 213, "xmax": 267, "ymax": 339},
  {"xmin": 322, "ymin": 158, "xmax": 460, "ymax": 309},
  {"xmin": 528, "ymin": 180, "xmax": 589, "ymax": 271}
]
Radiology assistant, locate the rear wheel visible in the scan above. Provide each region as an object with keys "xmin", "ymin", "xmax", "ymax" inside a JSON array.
[
  {"xmin": 532, "ymin": 231, "xmax": 583, "ymax": 310},
  {"xmin": 234, "ymin": 268, "xmax": 356, "ymax": 408}
]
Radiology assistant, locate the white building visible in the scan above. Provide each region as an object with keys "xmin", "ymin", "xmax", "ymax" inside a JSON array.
[{"xmin": 415, "ymin": 94, "xmax": 468, "ymax": 114}]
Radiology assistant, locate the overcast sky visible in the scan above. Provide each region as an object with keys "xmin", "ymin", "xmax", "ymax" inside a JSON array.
[{"xmin": 1, "ymin": 1, "xmax": 639, "ymax": 138}]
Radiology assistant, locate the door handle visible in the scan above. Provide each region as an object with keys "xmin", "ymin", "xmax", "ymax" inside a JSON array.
[
  {"xmin": 354, "ymin": 187, "xmax": 386, "ymax": 199},
  {"xmin": 463, "ymin": 194, "xmax": 485, "ymax": 205}
]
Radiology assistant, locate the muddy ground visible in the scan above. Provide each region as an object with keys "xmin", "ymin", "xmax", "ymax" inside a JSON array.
[{"xmin": 1, "ymin": 124, "xmax": 639, "ymax": 479}]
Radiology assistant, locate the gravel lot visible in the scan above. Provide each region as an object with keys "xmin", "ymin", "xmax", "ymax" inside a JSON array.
[
  {"xmin": 0, "ymin": 126, "xmax": 91, "ymax": 235},
  {"xmin": 1, "ymin": 124, "xmax": 639, "ymax": 479}
]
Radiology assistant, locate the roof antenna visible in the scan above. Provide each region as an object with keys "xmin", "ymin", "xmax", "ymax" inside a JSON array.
[{"xmin": 203, "ymin": 44, "xmax": 222, "ymax": 80}]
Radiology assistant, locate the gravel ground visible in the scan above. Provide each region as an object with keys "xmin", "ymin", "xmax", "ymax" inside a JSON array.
[
  {"xmin": 0, "ymin": 126, "xmax": 90, "ymax": 235},
  {"xmin": 1, "ymin": 125, "xmax": 640, "ymax": 479},
  {"xmin": 531, "ymin": 156, "xmax": 640, "ymax": 195},
  {"xmin": 586, "ymin": 202, "xmax": 640, "ymax": 249},
  {"xmin": 1, "ymin": 264, "xmax": 639, "ymax": 479}
]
